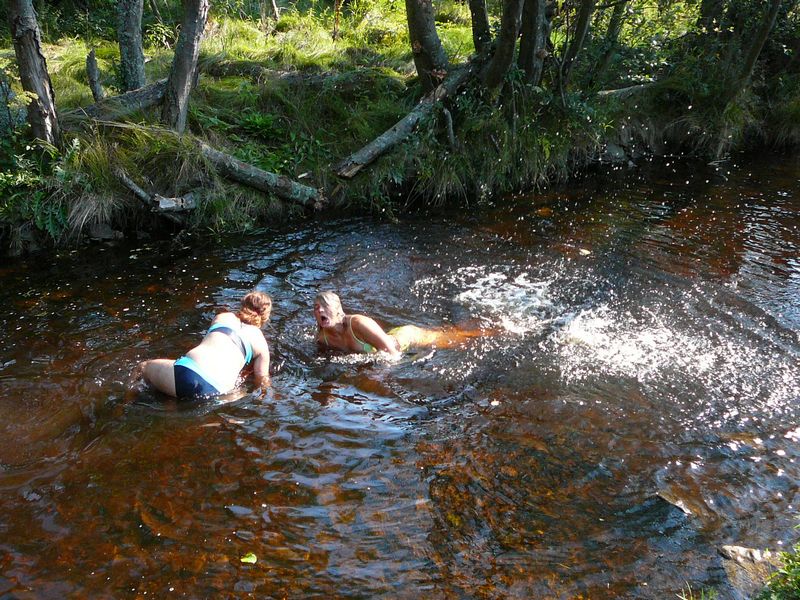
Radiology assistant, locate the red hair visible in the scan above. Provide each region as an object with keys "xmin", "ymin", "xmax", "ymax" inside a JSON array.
[{"xmin": 238, "ymin": 291, "xmax": 272, "ymax": 327}]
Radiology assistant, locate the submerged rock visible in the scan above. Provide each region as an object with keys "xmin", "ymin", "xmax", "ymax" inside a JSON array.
[
  {"xmin": 718, "ymin": 544, "xmax": 780, "ymax": 600},
  {"xmin": 655, "ymin": 486, "xmax": 720, "ymax": 528}
]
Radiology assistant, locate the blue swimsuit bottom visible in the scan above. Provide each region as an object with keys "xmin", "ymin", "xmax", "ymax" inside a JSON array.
[
  {"xmin": 173, "ymin": 320, "xmax": 254, "ymax": 400},
  {"xmin": 173, "ymin": 356, "xmax": 228, "ymax": 400}
]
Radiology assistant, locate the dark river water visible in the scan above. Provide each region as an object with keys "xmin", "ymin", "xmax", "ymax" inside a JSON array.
[{"xmin": 1, "ymin": 154, "xmax": 799, "ymax": 598}]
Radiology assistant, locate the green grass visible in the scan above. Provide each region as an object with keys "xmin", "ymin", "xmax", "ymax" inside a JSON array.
[
  {"xmin": 0, "ymin": 0, "xmax": 796, "ymax": 250},
  {"xmin": 678, "ymin": 584, "xmax": 718, "ymax": 600},
  {"xmin": 758, "ymin": 542, "xmax": 800, "ymax": 600}
]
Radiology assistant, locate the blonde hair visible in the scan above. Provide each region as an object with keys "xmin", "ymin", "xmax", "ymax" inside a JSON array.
[
  {"xmin": 238, "ymin": 291, "xmax": 272, "ymax": 328},
  {"xmin": 315, "ymin": 291, "xmax": 345, "ymax": 324}
]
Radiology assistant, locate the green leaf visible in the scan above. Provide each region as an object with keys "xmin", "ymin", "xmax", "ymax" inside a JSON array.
[{"xmin": 240, "ymin": 552, "xmax": 257, "ymax": 564}]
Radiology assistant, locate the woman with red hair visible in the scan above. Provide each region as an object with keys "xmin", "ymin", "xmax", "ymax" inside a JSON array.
[{"xmin": 131, "ymin": 291, "xmax": 272, "ymax": 399}]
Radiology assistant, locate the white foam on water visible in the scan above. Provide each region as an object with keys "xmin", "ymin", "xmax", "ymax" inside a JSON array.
[
  {"xmin": 323, "ymin": 350, "xmax": 402, "ymax": 366},
  {"xmin": 414, "ymin": 266, "xmax": 562, "ymax": 335},
  {"xmin": 554, "ymin": 306, "xmax": 715, "ymax": 378},
  {"xmin": 552, "ymin": 304, "xmax": 800, "ymax": 415}
]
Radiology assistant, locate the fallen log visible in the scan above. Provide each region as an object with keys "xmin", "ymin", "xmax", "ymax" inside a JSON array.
[
  {"xmin": 198, "ymin": 142, "xmax": 325, "ymax": 210},
  {"xmin": 63, "ymin": 80, "xmax": 324, "ymax": 212},
  {"xmin": 201, "ymin": 59, "xmax": 320, "ymax": 84},
  {"xmin": 114, "ymin": 166, "xmax": 195, "ymax": 225},
  {"xmin": 333, "ymin": 63, "xmax": 477, "ymax": 179},
  {"xmin": 63, "ymin": 78, "xmax": 167, "ymax": 122}
]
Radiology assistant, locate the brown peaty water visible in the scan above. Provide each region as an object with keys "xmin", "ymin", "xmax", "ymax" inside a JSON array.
[{"xmin": 0, "ymin": 153, "xmax": 798, "ymax": 598}]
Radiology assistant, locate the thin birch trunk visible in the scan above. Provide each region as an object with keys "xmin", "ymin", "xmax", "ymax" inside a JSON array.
[
  {"xmin": 518, "ymin": 0, "xmax": 554, "ymax": 85},
  {"xmin": 736, "ymin": 0, "xmax": 783, "ymax": 88},
  {"xmin": 591, "ymin": 0, "xmax": 627, "ymax": 87},
  {"xmin": 406, "ymin": 0, "xmax": 450, "ymax": 92},
  {"xmin": 561, "ymin": 0, "xmax": 596, "ymax": 84},
  {"xmin": 161, "ymin": 0, "xmax": 210, "ymax": 133},
  {"xmin": 480, "ymin": 0, "xmax": 526, "ymax": 89},
  {"xmin": 148, "ymin": 0, "xmax": 163, "ymax": 23},
  {"xmin": 467, "ymin": 0, "xmax": 492, "ymax": 53}
]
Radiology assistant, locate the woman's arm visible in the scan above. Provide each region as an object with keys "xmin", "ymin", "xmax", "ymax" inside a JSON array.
[
  {"xmin": 351, "ymin": 315, "xmax": 401, "ymax": 356},
  {"xmin": 248, "ymin": 329, "xmax": 271, "ymax": 389}
]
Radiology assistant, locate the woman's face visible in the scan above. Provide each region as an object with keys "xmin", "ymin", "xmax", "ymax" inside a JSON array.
[{"xmin": 314, "ymin": 300, "xmax": 341, "ymax": 328}]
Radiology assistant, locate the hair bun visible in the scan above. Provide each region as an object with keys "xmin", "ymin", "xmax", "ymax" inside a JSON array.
[{"xmin": 238, "ymin": 291, "xmax": 272, "ymax": 326}]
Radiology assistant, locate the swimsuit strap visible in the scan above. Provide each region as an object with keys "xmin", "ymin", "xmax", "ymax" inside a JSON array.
[
  {"xmin": 207, "ymin": 322, "xmax": 228, "ymax": 334},
  {"xmin": 348, "ymin": 316, "xmax": 376, "ymax": 353},
  {"xmin": 207, "ymin": 320, "xmax": 253, "ymax": 365}
]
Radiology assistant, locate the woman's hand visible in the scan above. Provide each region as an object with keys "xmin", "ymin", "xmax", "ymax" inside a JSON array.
[{"xmin": 255, "ymin": 374, "xmax": 271, "ymax": 399}]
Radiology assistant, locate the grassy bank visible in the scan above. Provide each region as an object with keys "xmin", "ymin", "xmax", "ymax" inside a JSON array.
[{"xmin": 1, "ymin": 0, "xmax": 798, "ymax": 252}]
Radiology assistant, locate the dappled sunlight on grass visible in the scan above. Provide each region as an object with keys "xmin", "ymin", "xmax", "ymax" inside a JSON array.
[
  {"xmin": 199, "ymin": 10, "xmax": 419, "ymax": 74},
  {"xmin": 438, "ymin": 24, "xmax": 475, "ymax": 63},
  {"xmin": 45, "ymin": 39, "xmax": 105, "ymax": 108},
  {"xmin": 0, "ymin": 0, "xmax": 797, "ymax": 247}
]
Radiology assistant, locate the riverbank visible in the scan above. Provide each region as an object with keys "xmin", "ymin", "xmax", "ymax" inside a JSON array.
[{"xmin": 1, "ymin": 5, "xmax": 799, "ymax": 254}]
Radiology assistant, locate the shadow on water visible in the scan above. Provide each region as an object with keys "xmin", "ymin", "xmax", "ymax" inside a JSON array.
[{"xmin": 0, "ymin": 153, "xmax": 798, "ymax": 597}]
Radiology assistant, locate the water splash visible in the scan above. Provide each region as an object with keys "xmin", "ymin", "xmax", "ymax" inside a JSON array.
[
  {"xmin": 414, "ymin": 265, "xmax": 562, "ymax": 335},
  {"xmin": 550, "ymin": 300, "xmax": 800, "ymax": 426}
]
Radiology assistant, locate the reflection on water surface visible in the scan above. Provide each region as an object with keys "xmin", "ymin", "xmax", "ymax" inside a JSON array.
[{"xmin": 0, "ymin": 154, "xmax": 798, "ymax": 597}]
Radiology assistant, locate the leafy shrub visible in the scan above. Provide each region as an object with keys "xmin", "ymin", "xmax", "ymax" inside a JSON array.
[
  {"xmin": 758, "ymin": 542, "xmax": 800, "ymax": 600},
  {"xmin": 0, "ymin": 141, "xmax": 67, "ymax": 247},
  {"xmin": 145, "ymin": 21, "xmax": 181, "ymax": 50}
]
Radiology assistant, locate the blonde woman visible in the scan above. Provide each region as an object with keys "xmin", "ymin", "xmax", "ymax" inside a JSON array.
[{"xmin": 314, "ymin": 291, "xmax": 488, "ymax": 357}]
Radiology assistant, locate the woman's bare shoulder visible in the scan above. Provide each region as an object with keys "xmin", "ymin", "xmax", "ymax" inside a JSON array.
[{"xmin": 350, "ymin": 313, "xmax": 379, "ymax": 328}]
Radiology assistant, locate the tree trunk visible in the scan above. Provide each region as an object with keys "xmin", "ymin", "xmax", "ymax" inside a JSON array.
[
  {"xmin": 8, "ymin": 0, "xmax": 60, "ymax": 146},
  {"xmin": 518, "ymin": 0, "xmax": 554, "ymax": 85},
  {"xmin": 467, "ymin": 0, "xmax": 491, "ymax": 53},
  {"xmin": 63, "ymin": 78, "xmax": 167, "ymax": 122},
  {"xmin": 199, "ymin": 143, "xmax": 324, "ymax": 210},
  {"xmin": 0, "ymin": 76, "xmax": 15, "ymax": 137},
  {"xmin": 406, "ymin": 0, "xmax": 450, "ymax": 92},
  {"xmin": 161, "ymin": 0, "xmax": 210, "ymax": 133},
  {"xmin": 480, "ymin": 0, "xmax": 526, "ymax": 89},
  {"xmin": 591, "ymin": 0, "xmax": 627, "ymax": 87},
  {"xmin": 115, "ymin": 167, "xmax": 195, "ymax": 225},
  {"xmin": 333, "ymin": 0, "xmax": 342, "ymax": 38},
  {"xmin": 736, "ymin": 0, "xmax": 783, "ymax": 88},
  {"xmin": 561, "ymin": 0, "xmax": 596, "ymax": 84},
  {"xmin": 334, "ymin": 62, "xmax": 478, "ymax": 178},
  {"xmin": 117, "ymin": 0, "xmax": 146, "ymax": 91},
  {"xmin": 86, "ymin": 48, "xmax": 105, "ymax": 102}
]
